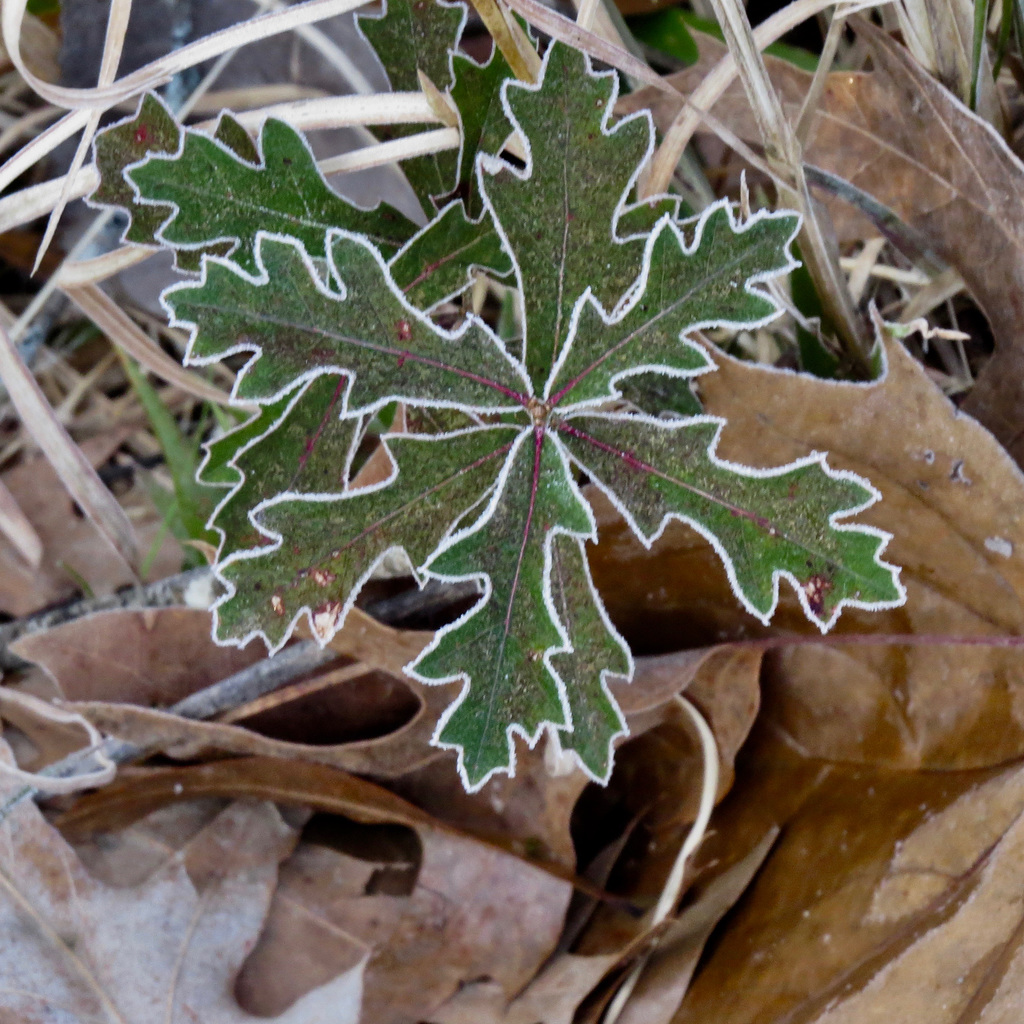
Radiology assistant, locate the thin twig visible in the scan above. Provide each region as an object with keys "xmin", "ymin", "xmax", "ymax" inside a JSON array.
[
  {"xmin": 0, "ymin": 641, "xmax": 334, "ymax": 823},
  {"xmin": 0, "ymin": 567, "xmax": 213, "ymax": 669},
  {"xmin": 0, "ymin": 575, "xmax": 481, "ymax": 821}
]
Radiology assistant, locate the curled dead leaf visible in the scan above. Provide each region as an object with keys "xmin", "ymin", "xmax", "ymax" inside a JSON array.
[{"xmin": 592, "ymin": 339, "xmax": 1024, "ymax": 771}]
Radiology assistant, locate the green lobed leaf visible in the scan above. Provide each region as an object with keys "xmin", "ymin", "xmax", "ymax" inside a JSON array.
[
  {"xmin": 547, "ymin": 207, "xmax": 799, "ymax": 408},
  {"xmin": 200, "ymin": 375, "xmax": 360, "ymax": 561},
  {"xmin": 92, "ymin": 91, "xmax": 512, "ymax": 305},
  {"xmin": 165, "ymin": 231, "xmax": 529, "ymax": 411},
  {"xmin": 480, "ymin": 43, "xmax": 662, "ymax": 391},
  {"xmin": 390, "ymin": 200, "xmax": 513, "ymax": 310},
  {"xmin": 359, "ymin": 0, "xmax": 517, "ymax": 294},
  {"xmin": 557, "ymin": 411, "xmax": 903, "ymax": 628},
  {"xmin": 92, "ymin": 94, "xmax": 188, "ymax": 250},
  {"xmin": 618, "ymin": 373, "xmax": 704, "ymax": 417},
  {"xmin": 450, "ymin": 45, "xmax": 514, "ymax": 217},
  {"xmin": 547, "ymin": 534, "xmax": 630, "ymax": 782},
  {"xmin": 214, "ymin": 425, "xmax": 520, "ymax": 650},
  {"xmin": 128, "ymin": 116, "xmax": 418, "ymax": 272},
  {"xmin": 115, "ymin": 33, "xmax": 904, "ymax": 792},
  {"xmin": 358, "ymin": 0, "xmax": 465, "ymax": 213},
  {"xmin": 410, "ymin": 429, "xmax": 595, "ymax": 789},
  {"xmin": 212, "ymin": 111, "xmax": 261, "ymax": 164}
]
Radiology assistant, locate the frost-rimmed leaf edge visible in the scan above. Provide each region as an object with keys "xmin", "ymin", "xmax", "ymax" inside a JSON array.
[
  {"xmin": 400, "ymin": 427, "xmax": 636, "ymax": 791},
  {"xmin": 565, "ymin": 401, "xmax": 906, "ymax": 631},
  {"xmin": 196, "ymin": 376, "xmax": 365, "ymax": 557},
  {"xmin": 543, "ymin": 201, "xmax": 804, "ymax": 409},
  {"xmin": 206, "ymin": 423, "xmax": 515, "ymax": 658},
  {"xmin": 89, "ymin": 91, "xmax": 413, "ymax": 265},
  {"xmin": 386, "ymin": 198, "xmax": 513, "ymax": 312},
  {"xmin": 137, "ymin": 35, "xmax": 908, "ymax": 791},
  {"xmin": 160, "ymin": 228, "xmax": 532, "ymax": 412}
]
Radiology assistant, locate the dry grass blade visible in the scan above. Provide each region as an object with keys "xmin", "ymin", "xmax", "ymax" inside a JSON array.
[
  {"xmin": 33, "ymin": 0, "xmax": 134, "ymax": 274},
  {"xmin": 704, "ymin": 0, "xmax": 870, "ymax": 365},
  {"xmin": 0, "ymin": 320, "xmax": 139, "ymax": 572},
  {"xmin": 1, "ymin": 0, "xmax": 369, "ymax": 111},
  {"xmin": 0, "ymin": 478, "xmax": 42, "ymax": 568},
  {"xmin": 418, "ymin": 69, "xmax": 461, "ymax": 128},
  {"xmin": 467, "ymin": 0, "xmax": 542, "ymax": 81},
  {"xmin": 0, "ymin": 94, "xmax": 439, "ymax": 239},
  {"xmin": 0, "ymin": 106, "xmax": 63, "ymax": 157},
  {"xmin": 318, "ymin": 126, "xmax": 460, "ymax": 175},
  {"xmin": 0, "ymin": 108, "xmax": 92, "ymax": 196},
  {"xmin": 0, "ymin": 690, "xmax": 115, "ymax": 794},
  {"xmin": 603, "ymin": 695, "xmax": 720, "ymax": 1024},
  {"xmin": 55, "ymin": 246, "xmax": 151, "ymax": 288},
  {"xmin": 201, "ymin": 92, "xmax": 438, "ymax": 131},
  {"xmin": 643, "ymin": 0, "xmax": 881, "ymax": 196},
  {"xmin": 258, "ymin": 0, "xmax": 376, "ymax": 95},
  {"xmin": 501, "ymin": 0, "xmax": 676, "ymax": 93},
  {"xmin": 63, "ymin": 284, "xmax": 232, "ymax": 406}
]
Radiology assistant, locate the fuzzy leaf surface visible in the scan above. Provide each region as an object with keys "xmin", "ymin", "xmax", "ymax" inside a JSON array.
[
  {"xmin": 391, "ymin": 200, "xmax": 512, "ymax": 310},
  {"xmin": 128, "ymin": 116, "xmax": 417, "ymax": 271},
  {"xmin": 547, "ymin": 534, "xmax": 630, "ymax": 781},
  {"xmin": 558, "ymin": 412, "xmax": 903, "ymax": 627},
  {"xmin": 481, "ymin": 43, "xmax": 659, "ymax": 390},
  {"xmin": 91, "ymin": 93, "xmax": 230, "ymax": 273},
  {"xmin": 166, "ymin": 232, "xmax": 528, "ymax": 410},
  {"xmin": 359, "ymin": 0, "xmax": 516, "ymax": 291},
  {"xmin": 216, "ymin": 426, "xmax": 519, "ymax": 649},
  {"xmin": 200, "ymin": 376, "xmax": 359, "ymax": 560},
  {"xmin": 359, "ymin": 0, "xmax": 464, "ymax": 212},
  {"xmin": 115, "ymin": 36, "xmax": 903, "ymax": 792},
  {"xmin": 547, "ymin": 209, "xmax": 798, "ymax": 407},
  {"xmin": 450, "ymin": 46, "xmax": 514, "ymax": 216},
  {"xmin": 92, "ymin": 97, "xmax": 514, "ymax": 302},
  {"xmin": 411, "ymin": 430, "xmax": 595, "ymax": 787}
]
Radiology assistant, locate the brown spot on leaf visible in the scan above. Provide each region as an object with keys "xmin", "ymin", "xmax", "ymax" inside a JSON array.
[
  {"xmin": 312, "ymin": 600, "xmax": 344, "ymax": 641},
  {"xmin": 310, "ymin": 568, "xmax": 337, "ymax": 587},
  {"xmin": 134, "ymin": 125, "xmax": 149, "ymax": 145},
  {"xmin": 395, "ymin": 319, "xmax": 412, "ymax": 342},
  {"xmin": 270, "ymin": 594, "xmax": 285, "ymax": 616},
  {"xmin": 802, "ymin": 574, "xmax": 834, "ymax": 617}
]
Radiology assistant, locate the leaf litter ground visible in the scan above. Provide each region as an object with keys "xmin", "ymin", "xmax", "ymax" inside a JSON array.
[
  {"xmin": 92, "ymin": 26, "xmax": 902, "ymax": 790},
  {"xmin": 13, "ymin": 1, "xmax": 1024, "ymax": 1022}
]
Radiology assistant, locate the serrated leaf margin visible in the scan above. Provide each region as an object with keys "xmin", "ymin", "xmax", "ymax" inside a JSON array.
[
  {"xmin": 404, "ymin": 427, "xmax": 621, "ymax": 792},
  {"xmin": 388, "ymin": 198, "xmax": 509, "ymax": 312},
  {"xmin": 208, "ymin": 423, "xmax": 517, "ymax": 655},
  {"xmin": 548, "ymin": 200, "xmax": 803, "ymax": 409},
  {"xmin": 94, "ymin": 92, "xmax": 403, "ymax": 267},
  {"xmin": 546, "ymin": 534, "xmax": 633, "ymax": 786},
  {"xmin": 475, "ymin": 43, "xmax": 662, "ymax": 372},
  {"xmin": 161, "ymin": 228, "xmax": 532, "ymax": 411},
  {"xmin": 196, "ymin": 378, "xmax": 365, "ymax": 557},
  {"xmin": 564, "ymin": 406, "xmax": 907, "ymax": 631}
]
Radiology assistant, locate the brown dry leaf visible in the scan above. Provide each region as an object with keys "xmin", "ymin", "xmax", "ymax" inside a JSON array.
[
  {"xmin": 592, "ymin": 338, "xmax": 1024, "ymax": 771},
  {"xmin": 11, "ymin": 607, "xmax": 263, "ymax": 704},
  {"xmin": 672, "ymin": 722, "xmax": 1024, "ymax": 1023},
  {"xmin": 58, "ymin": 755, "xmax": 572, "ymax": 1024},
  {"xmin": 386, "ymin": 645, "xmax": 758, "ymax": 870},
  {"xmin": 428, "ymin": 824, "xmax": 778, "ymax": 1024},
  {"xmin": 428, "ymin": 949, "xmax": 623, "ymax": 1024},
  {"xmin": 614, "ymin": 826, "xmax": 779, "ymax": 1024},
  {"xmin": 0, "ymin": 436, "xmax": 180, "ymax": 615},
  {"xmin": 0, "ymin": 741, "xmax": 363, "ymax": 1022},
  {"xmin": 71, "ymin": 640, "xmax": 755, "ymax": 870},
  {"xmin": 622, "ymin": 24, "xmax": 1024, "ymax": 459}
]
